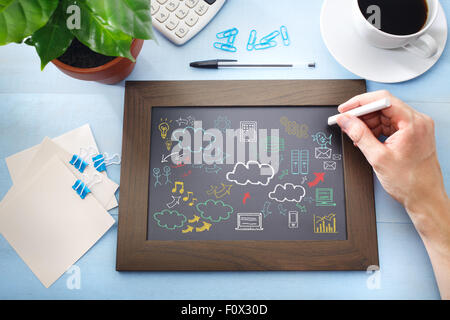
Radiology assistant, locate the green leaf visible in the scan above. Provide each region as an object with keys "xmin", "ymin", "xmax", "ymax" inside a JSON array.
[
  {"xmin": 65, "ymin": 0, "xmax": 135, "ymax": 61},
  {"xmin": 85, "ymin": 0, "xmax": 153, "ymax": 40},
  {"xmin": 25, "ymin": 1, "xmax": 74, "ymax": 70},
  {"xmin": 0, "ymin": 0, "xmax": 59, "ymax": 45}
]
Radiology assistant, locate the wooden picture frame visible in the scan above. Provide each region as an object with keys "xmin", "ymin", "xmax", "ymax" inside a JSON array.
[{"xmin": 117, "ymin": 80, "xmax": 378, "ymax": 271}]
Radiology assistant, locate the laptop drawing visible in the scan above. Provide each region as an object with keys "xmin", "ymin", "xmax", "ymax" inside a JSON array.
[{"xmin": 235, "ymin": 213, "xmax": 263, "ymax": 231}]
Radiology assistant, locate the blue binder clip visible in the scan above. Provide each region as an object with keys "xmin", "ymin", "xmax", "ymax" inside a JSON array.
[
  {"xmin": 280, "ymin": 25, "xmax": 290, "ymax": 46},
  {"xmin": 260, "ymin": 30, "xmax": 280, "ymax": 44},
  {"xmin": 72, "ymin": 174, "xmax": 102, "ymax": 199},
  {"xmin": 213, "ymin": 42, "xmax": 237, "ymax": 52},
  {"xmin": 92, "ymin": 153, "xmax": 121, "ymax": 173},
  {"xmin": 69, "ymin": 147, "xmax": 96, "ymax": 173},
  {"xmin": 247, "ymin": 30, "xmax": 257, "ymax": 51}
]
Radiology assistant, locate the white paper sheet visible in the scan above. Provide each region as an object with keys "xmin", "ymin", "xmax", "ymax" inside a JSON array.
[
  {"xmin": 0, "ymin": 156, "xmax": 114, "ymax": 288},
  {"xmin": 5, "ymin": 124, "xmax": 118, "ymax": 210}
]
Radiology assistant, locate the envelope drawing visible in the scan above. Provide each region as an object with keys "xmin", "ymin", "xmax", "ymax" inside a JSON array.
[
  {"xmin": 315, "ymin": 147, "xmax": 331, "ymax": 159},
  {"xmin": 323, "ymin": 161, "xmax": 337, "ymax": 171}
]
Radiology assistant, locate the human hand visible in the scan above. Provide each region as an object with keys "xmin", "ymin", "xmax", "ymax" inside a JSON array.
[{"xmin": 336, "ymin": 91, "xmax": 448, "ymax": 237}]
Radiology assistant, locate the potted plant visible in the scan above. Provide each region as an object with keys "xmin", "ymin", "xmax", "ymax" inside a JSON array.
[{"xmin": 0, "ymin": 0, "xmax": 153, "ymax": 84}]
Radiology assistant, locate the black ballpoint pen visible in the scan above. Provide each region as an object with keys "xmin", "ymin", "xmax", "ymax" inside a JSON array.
[{"xmin": 189, "ymin": 59, "xmax": 316, "ymax": 69}]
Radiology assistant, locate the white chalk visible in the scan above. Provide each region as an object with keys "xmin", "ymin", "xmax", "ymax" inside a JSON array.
[{"xmin": 328, "ymin": 98, "xmax": 392, "ymax": 126}]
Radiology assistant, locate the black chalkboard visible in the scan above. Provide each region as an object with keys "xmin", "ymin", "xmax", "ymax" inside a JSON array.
[{"xmin": 147, "ymin": 106, "xmax": 346, "ymax": 241}]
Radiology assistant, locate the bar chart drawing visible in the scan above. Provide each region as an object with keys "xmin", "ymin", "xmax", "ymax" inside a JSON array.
[{"xmin": 313, "ymin": 213, "xmax": 338, "ymax": 233}]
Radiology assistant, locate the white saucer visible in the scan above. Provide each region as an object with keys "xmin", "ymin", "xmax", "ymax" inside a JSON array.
[{"xmin": 320, "ymin": 0, "xmax": 448, "ymax": 83}]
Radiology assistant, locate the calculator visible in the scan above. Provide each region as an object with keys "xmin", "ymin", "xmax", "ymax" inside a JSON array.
[{"xmin": 151, "ymin": 0, "xmax": 227, "ymax": 45}]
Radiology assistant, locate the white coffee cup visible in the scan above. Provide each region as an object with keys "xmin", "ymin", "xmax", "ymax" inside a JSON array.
[{"xmin": 352, "ymin": 0, "xmax": 439, "ymax": 58}]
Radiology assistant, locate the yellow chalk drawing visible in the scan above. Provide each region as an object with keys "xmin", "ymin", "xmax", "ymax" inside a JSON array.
[
  {"xmin": 158, "ymin": 118, "xmax": 172, "ymax": 140},
  {"xmin": 182, "ymin": 225, "xmax": 194, "ymax": 233},
  {"xmin": 313, "ymin": 213, "xmax": 337, "ymax": 233},
  {"xmin": 188, "ymin": 215, "xmax": 200, "ymax": 223},
  {"xmin": 196, "ymin": 221, "xmax": 212, "ymax": 232},
  {"xmin": 172, "ymin": 181, "xmax": 184, "ymax": 194}
]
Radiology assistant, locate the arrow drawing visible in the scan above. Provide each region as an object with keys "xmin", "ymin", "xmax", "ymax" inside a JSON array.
[
  {"xmin": 205, "ymin": 164, "xmax": 222, "ymax": 174},
  {"xmin": 214, "ymin": 183, "xmax": 232, "ymax": 199},
  {"xmin": 261, "ymin": 201, "xmax": 272, "ymax": 218},
  {"xmin": 181, "ymin": 225, "xmax": 194, "ymax": 234},
  {"xmin": 188, "ymin": 215, "xmax": 200, "ymax": 224},
  {"xmin": 278, "ymin": 204, "xmax": 287, "ymax": 215},
  {"xmin": 242, "ymin": 192, "xmax": 251, "ymax": 204},
  {"xmin": 196, "ymin": 221, "xmax": 212, "ymax": 232},
  {"xmin": 307, "ymin": 172, "xmax": 325, "ymax": 188},
  {"xmin": 166, "ymin": 195, "xmax": 181, "ymax": 208},
  {"xmin": 161, "ymin": 152, "xmax": 180, "ymax": 163},
  {"xmin": 206, "ymin": 185, "xmax": 217, "ymax": 196}
]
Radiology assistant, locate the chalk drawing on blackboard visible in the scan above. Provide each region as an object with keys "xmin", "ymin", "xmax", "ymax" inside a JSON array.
[
  {"xmin": 152, "ymin": 168, "xmax": 162, "ymax": 187},
  {"xmin": 278, "ymin": 169, "xmax": 288, "ymax": 180},
  {"xmin": 205, "ymin": 164, "xmax": 222, "ymax": 174},
  {"xmin": 288, "ymin": 211, "xmax": 299, "ymax": 229},
  {"xmin": 153, "ymin": 209, "xmax": 187, "ymax": 231},
  {"xmin": 312, "ymin": 132, "xmax": 332, "ymax": 160},
  {"xmin": 265, "ymin": 136, "xmax": 285, "ymax": 152},
  {"xmin": 214, "ymin": 116, "xmax": 232, "ymax": 133},
  {"xmin": 315, "ymin": 188, "xmax": 336, "ymax": 207},
  {"xmin": 166, "ymin": 195, "xmax": 181, "ymax": 209},
  {"xmin": 164, "ymin": 139, "xmax": 173, "ymax": 151},
  {"xmin": 268, "ymin": 183, "xmax": 306, "ymax": 203},
  {"xmin": 280, "ymin": 116, "xmax": 309, "ymax": 139},
  {"xmin": 172, "ymin": 181, "xmax": 185, "ymax": 194},
  {"xmin": 296, "ymin": 203, "xmax": 307, "ymax": 213},
  {"xmin": 196, "ymin": 199, "xmax": 234, "ymax": 223},
  {"xmin": 291, "ymin": 149, "xmax": 309, "ymax": 175},
  {"xmin": 182, "ymin": 225, "xmax": 194, "ymax": 233},
  {"xmin": 313, "ymin": 213, "xmax": 338, "ymax": 234},
  {"xmin": 307, "ymin": 172, "xmax": 325, "ymax": 188},
  {"xmin": 235, "ymin": 213, "xmax": 263, "ymax": 231},
  {"xmin": 196, "ymin": 222, "xmax": 212, "ymax": 232},
  {"xmin": 278, "ymin": 204, "xmax": 287, "ymax": 215},
  {"xmin": 323, "ymin": 161, "xmax": 337, "ymax": 171},
  {"xmin": 188, "ymin": 215, "xmax": 200, "ymax": 224},
  {"xmin": 226, "ymin": 161, "xmax": 275, "ymax": 186},
  {"xmin": 261, "ymin": 201, "xmax": 272, "ymax": 218},
  {"xmin": 162, "ymin": 166, "xmax": 173, "ymax": 184},
  {"xmin": 332, "ymin": 154, "xmax": 342, "ymax": 161},
  {"xmin": 206, "ymin": 183, "xmax": 233, "ymax": 199},
  {"xmin": 240, "ymin": 121, "xmax": 258, "ymax": 142},
  {"xmin": 158, "ymin": 118, "xmax": 172, "ymax": 140},
  {"xmin": 300, "ymin": 176, "xmax": 308, "ymax": 185},
  {"xmin": 182, "ymin": 191, "xmax": 197, "ymax": 206}
]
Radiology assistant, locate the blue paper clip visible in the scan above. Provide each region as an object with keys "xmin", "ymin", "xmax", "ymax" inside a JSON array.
[
  {"xmin": 72, "ymin": 174, "xmax": 102, "ymax": 199},
  {"xmin": 247, "ymin": 30, "xmax": 257, "ymax": 51},
  {"xmin": 92, "ymin": 153, "xmax": 121, "ymax": 173},
  {"xmin": 260, "ymin": 30, "xmax": 280, "ymax": 44},
  {"xmin": 213, "ymin": 42, "xmax": 237, "ymax": 52},
  {"xmin": 216, "ymin": 28, "xmax": 239, "ymax": 39},
  {"xmin": 280, "ymin": 25, "xmax": 290, "ymax": 46},
  {"xmin": 254, "ymin": 41, "xmax": 277, "ymax": 50}
]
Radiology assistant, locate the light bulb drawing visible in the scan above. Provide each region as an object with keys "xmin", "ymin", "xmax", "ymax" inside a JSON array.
[{"xmin": 158, "ymin": 118, "xmax": 172, "ymax": 140}]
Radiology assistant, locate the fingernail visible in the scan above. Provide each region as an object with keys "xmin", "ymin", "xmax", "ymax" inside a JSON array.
[{"xmin": 336, "ymin": 114, "xmax": 353, "ymax": 130}]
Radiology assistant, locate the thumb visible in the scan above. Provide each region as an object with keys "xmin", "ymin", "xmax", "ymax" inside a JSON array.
[{"xmin": 336, "ymin": 114, "xmax": 387, "ymax": 166}]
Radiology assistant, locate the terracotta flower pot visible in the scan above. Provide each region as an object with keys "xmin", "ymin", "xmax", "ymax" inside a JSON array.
[{"xmin": 52, "ymin": 39, "xmax": 144, "ymax": 85}]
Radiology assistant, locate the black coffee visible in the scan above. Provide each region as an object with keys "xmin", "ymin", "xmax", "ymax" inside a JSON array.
[{"xmin": 358, "ymin": 0, "xmax": 428, "ymax": 35}]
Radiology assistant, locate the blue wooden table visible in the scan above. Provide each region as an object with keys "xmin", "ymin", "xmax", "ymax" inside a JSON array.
[{"xmin": 0, "ymin": 0, "xmax": 448, "ymax": 299}]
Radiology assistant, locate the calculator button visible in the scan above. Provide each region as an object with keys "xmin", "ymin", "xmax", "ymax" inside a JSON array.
[
  {"xmin": 157, "ymin": 0, "xmax": 168, "ymax": 4},
  {"xmin": 194, "ymin": 3, "xmax": 208, "ymax": 15},
  {"xmin": 185, "ymin": 0, "xmax": 199, "ymax": 8},
  {"xmin": 166, "ymin": 0, "xmax": 179, "ymax": 12},
  {"xmin": 175, "ymin": 23, "xmax": 189, "ymax": 38},
  {"xmin": 165, "ymin": 17, "xmax": 179, "ymax": 30},
  {"xmin": 185, "ymin": 11, "xmax": 199, "ymax": 27},
  {"xmin": 203, "ymin": 0, "xmax": 216, "ymax": 4},
  {"xmin": 175, "ymin": 5, "xmax": 189, "ymax": 19},
  {"xmin": 151, "ymin": 3, "xmax": 160, "ymax": 15},
  {"xmin": 155, "ymin": 8, "xmax": 170, "ymax": 23}
]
